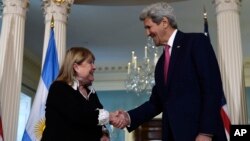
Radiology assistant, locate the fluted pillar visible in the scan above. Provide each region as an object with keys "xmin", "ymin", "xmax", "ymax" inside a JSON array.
[
  {"xmin": 0, "ymin": 0, "xmax": 29, "ymax": 140},
  {"xmin": 42, "ymin": 0, "xmax": 74, "ymax": 66},
  {"xmin": 214, "ymin": 0, "xmax": 247, "ymax": 124}
]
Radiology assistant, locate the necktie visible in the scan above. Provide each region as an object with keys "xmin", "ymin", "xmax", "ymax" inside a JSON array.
[{"xmin": 164, "ymin": 45, "xmax": 170, "ymax": 83}]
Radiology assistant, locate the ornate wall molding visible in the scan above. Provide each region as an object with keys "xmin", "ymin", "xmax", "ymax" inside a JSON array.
[
  {"xmin": 2, "ymin": 0, "xmax": 29, "ymax": 17},
  {"xmin": 213, "ymin": 0, "xmax": 241, "ymax": 14},
  {"xmin": 96, "ymin": 65, "xmax": 127, "ymax": 73},
  {"xmin": 42, "ymin": 0, "xmax": 73, "ymax": 23}
]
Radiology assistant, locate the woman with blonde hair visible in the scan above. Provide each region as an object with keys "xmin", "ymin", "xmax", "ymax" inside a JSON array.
[{"xmin": 41, "ymin": 47, "xmax": 111, "ymax": 141}]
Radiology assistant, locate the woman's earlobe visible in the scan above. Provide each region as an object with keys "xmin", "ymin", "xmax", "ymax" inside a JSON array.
[{"xmin": 73, "ymin": 63, "xmax": 78, "ymax": 71}]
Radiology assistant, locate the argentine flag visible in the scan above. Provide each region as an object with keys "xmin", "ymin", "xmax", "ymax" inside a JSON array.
[{"xmin": 22, "ymin": 26, "xmax": 59, "ymax": 141}]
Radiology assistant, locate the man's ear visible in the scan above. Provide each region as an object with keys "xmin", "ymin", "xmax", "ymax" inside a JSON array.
[{"xmin": 162, "ymin": 17, "xmax": 169, "ymax": 28}]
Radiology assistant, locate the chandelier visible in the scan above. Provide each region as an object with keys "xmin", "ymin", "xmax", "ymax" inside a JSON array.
[{"xmin": 125, "ymin": 37, "xmax": 160, "ymax": 95}]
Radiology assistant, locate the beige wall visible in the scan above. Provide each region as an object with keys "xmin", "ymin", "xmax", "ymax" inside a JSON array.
[{"xmin": 244, "ymin": 58, "xmax": 250, "ymax": 87}]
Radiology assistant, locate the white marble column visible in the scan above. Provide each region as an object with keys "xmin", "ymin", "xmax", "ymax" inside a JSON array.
[
  {"xmin": 42, "ymin": 0, "xmax": 74, "ymax": 66},
  {"xmin": 213, "ymin": 0, "xmax": 248, "ymax": 124},
  {"xmin": 0, "ymin": 0, "xmax": 29, "ymax": 140}
]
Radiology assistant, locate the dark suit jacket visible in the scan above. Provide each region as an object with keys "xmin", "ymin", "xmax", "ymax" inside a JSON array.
[{"xmin": 127, "ymin": 31, "xmax": 227, "ymax": 141}]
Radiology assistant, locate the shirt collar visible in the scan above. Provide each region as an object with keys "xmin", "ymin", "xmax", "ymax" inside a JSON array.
[
  {"xmin": 167, "ymin": 29, "xmax": 177, "ymax": 47},
  {"xmin": 72, "ymin": 79, "xmax": 96, "ymax": 94},
  {"xmin": 72, "ymin": 79, "xmax": 79, "ymax": 90}
]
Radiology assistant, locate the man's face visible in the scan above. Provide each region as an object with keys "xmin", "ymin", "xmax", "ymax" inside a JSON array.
[{"xmin": 143, "ymin": 18, "xmax": 166, "ymax": 46}]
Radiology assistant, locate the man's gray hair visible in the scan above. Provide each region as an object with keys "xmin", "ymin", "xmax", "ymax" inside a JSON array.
[{"xmin": 139, "ymin": 2, "xmax": 178, "ymax": 29}]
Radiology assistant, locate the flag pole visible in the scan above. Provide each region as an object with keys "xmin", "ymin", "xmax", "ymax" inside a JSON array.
[
  {"xmin": 203, "ymin": 6, "xmax": 210, "ymax": 41},
  {"xmin": 203, "ymin": 5, "xmax": 207, "ymax": 21}
]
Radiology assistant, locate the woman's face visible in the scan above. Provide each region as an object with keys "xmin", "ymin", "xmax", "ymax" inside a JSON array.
[{"xmin": 74, "ymin": 56, "xmax": 96, "ymax": 86}]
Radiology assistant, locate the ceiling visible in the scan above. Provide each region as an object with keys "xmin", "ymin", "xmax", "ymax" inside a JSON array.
[{"xmin": 21, "ymin": 0, "xmax": 250, "ymax": 72}]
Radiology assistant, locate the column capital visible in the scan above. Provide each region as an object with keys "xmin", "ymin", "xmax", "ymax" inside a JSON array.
[
  {"xmin": 213, "ymin": 0, "xmax": 241, "ymax": 14},
  {"xmin": 2, "ymin": 0, "xmax": 29, "ymax": 17},
  {"xmin": 42, "ymin": 0, "xmax": 74, "ymax": 24}
]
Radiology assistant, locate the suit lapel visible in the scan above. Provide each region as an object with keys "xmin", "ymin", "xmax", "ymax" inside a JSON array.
[{"xmin": 166, "ymin": 31, "xmax": 185, "ymax": 85}]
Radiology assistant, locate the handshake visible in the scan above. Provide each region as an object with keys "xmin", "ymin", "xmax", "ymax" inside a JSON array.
[{"xmin": 109, "ymin": 110, "xmax": 130, "ymax": 129}]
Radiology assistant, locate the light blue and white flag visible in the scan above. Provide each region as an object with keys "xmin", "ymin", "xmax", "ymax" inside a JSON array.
[{"xmin": 22, "ymin": 26, "xmax": 59, "ymax": 141}]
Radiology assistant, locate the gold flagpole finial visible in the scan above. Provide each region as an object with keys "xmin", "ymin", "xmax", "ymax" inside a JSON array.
[
  {"xmin": 51, "ymin": 16, "xmax": 54, "ymax": 28},
  {"xmin": 203, "ymin": 5, "xmax": 207, "ymax": 20},
  {"xmin": 53, "ymin": 0, "xmax": 66, "ymax": 5}
]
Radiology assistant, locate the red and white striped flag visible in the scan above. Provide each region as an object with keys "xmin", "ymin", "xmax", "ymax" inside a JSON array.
[{"xmin": 220, "ymin": 95, "xmax": 231, "ymax": 140}]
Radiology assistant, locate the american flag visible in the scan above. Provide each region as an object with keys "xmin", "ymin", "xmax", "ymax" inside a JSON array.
[
  {"xmin": 203, "ymin": 7, "xmax": 231, "ymax": 140},
  {"xmin": 220, "ymin": 94, "xmax": 231, "ymax": 140}
]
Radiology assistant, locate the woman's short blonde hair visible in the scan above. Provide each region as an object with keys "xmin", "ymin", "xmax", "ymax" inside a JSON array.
[{"xmin": 56, "ymin": 47, "xmax": 95, "ymax": 85}]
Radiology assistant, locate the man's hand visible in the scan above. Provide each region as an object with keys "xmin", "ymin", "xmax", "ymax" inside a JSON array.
[{"xmin": 109, "ymin": 110, "xmax": 130, "ymax": 129}]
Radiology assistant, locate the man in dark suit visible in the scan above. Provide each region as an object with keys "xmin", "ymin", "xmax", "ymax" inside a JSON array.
[{"xmin": 110, "ymin": 2, "xmax": 227, "ymax": 141}]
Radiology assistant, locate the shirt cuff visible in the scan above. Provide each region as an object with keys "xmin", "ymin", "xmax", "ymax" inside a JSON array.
[
  {"xmin": 126, "ymin": 111, "xmax": 131, "ymax": 127},
  {"xmin": 98, "ymin": 109, "xmax": 109, "ymax": 125}
]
